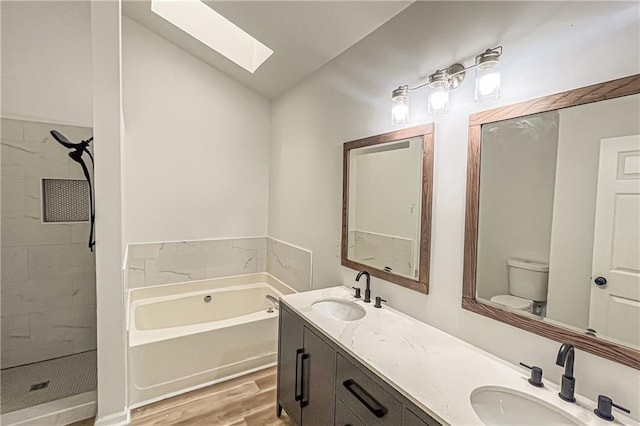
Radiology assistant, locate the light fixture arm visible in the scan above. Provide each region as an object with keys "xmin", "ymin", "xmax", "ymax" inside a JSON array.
[{"xmin": 400, "ymin": 46, "xmax": 502, "ymax": 92}]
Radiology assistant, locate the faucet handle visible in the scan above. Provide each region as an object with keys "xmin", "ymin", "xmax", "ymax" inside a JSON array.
[
  {"xmin": 594, "ymin": 395, "xmax": 630, "ymax": 421},
  {"xmin": 519, "ymin": 362, "xmax": 544, "ymax": 387},
  {"xmin": 352, "ymin": 287, "xmax": 361, "ymax": 298},
  {"xmin": 374, "ymin": 297, "xmax": 387, "ymax": 308}
]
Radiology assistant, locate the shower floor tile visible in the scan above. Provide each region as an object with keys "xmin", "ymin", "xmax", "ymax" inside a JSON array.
[{"xmin": 1, "ymin": 350, "xmax": 96, "ymax": 414}]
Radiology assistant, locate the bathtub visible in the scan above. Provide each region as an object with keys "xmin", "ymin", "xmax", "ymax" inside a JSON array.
[{"xmin": 127, "ymin": 273, "xmax": 295, "ymax": 406}]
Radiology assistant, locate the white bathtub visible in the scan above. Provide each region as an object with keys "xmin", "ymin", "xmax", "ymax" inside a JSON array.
[{"xmin": 127, "ymin": 273, "xmax": 295, "ymax": 406}]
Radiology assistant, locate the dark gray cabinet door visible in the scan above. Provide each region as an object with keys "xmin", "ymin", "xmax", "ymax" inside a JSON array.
[
  {"xmin": 301, "ymin": 327, "xmax": 336, "ymax": 426},
  {"xmin": 278, "ymin": 306, "xmax": 304, "ymax": 424}
]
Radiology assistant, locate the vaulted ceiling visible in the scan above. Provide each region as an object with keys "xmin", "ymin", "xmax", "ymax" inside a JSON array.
[{"xmin": 122, "ymin": 1, "xmax": 413, "ymax": 98}]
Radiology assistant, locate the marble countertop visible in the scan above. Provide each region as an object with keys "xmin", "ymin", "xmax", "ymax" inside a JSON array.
[{"xmin": 281, "ymin": 286, "xmax": 636, "ymax": 426}]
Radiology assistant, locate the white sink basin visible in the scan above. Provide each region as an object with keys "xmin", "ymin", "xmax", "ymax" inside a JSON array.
[
  {"xmin": 311, "ymin": 298, "xmax": 366, "ymax": 321},
  {"xmin": 470, "ymin": 386, "xmax": 581, "ymax": 425}
]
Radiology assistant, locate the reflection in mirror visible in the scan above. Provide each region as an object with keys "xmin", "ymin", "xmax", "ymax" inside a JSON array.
[
  {"xmin": 342, "ymin": 124, "xmax": 434, "ymax": 294},
  {"xmin": 475, "ymin": 93, "xmax": 640, "ymax": 351},
  {"xmin": 347, "ymin": 137, "xmax": 423, "ymax": 279}
]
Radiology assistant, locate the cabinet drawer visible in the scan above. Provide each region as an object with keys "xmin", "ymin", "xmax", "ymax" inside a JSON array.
[
  {"xmin": 335, "ymin": 397, "xmax": 365, "ymax": 426},
  {"xmin": 336, "ymin": 354, "xmax": 401, "ymax": 425}
]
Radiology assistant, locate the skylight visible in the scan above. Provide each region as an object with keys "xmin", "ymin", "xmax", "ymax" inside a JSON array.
[{"xmin": 151, "ymin": 0, "xmax": 273, "ymax": 73}]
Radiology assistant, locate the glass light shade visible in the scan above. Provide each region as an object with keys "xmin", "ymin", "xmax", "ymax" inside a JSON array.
[
  {"xmin": 391, "ymin": 87, "xmax": 410, "ymax": 125},
  {"xmin": 427, "ymin": 81, "xmax": 449, "ymax": 115},
  {"xmin": 475, "ymin": 54, "xmax": 501, "ymax": 102}
]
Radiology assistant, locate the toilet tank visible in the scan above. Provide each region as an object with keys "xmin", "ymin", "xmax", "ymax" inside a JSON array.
[{"xmin": 507, "ymin": 258, "xmax": 549, "ymax": 302}]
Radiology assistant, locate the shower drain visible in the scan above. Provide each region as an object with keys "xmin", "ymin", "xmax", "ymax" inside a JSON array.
[{"xmin": 29, "ymin": 381, "xmax": 50, "ymax": 392}]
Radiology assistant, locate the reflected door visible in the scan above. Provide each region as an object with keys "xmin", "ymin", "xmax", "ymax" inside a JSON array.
[{"xmin": 589, "ymin": 135, "xmax": 640, "ymax": 347}]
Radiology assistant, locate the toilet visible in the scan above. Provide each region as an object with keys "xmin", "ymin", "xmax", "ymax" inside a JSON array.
[{"xmin": 490, "ymin": 258, "xmax": 549, "ymax": 313}]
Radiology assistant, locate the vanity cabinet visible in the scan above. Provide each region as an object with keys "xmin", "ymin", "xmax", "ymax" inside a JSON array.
[
  {"xmin": 277, "ymin": 304, "xmax": 441, "ymax": 426},
  {"xmin": 277, "ymin": 304, "xmax": 335, "ymax": 426}
]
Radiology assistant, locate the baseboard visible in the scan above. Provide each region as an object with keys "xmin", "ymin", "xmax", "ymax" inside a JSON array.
[{"xmin": 94, "ymin": 408, "xmax": 130, "ymax": 426}]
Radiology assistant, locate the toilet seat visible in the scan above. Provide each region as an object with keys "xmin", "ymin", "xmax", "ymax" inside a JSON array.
[{"xmin": 490, "ymin": 294, "xmax": 533, "ymax": 311}]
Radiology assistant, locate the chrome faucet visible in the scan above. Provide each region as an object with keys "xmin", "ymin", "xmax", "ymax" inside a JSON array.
[
  {"xmin": 555, "ymin": 343, "xmax": 576, "ymax": 403},
  {"xmin": 355, "ymin": 271, "xmax": 371, "ymax": 303}
]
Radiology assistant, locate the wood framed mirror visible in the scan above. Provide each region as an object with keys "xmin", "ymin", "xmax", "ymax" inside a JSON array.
[
  {"xmin": 342, "ymin": 124, "xmax": 434, "ymax": 294},
  {"xmin": 463, "ymin": 74, "xmax": 640, "ymax": 369}
]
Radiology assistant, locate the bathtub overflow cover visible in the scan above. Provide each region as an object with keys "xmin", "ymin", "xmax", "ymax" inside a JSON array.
[{"xmin": 204, "ymin": 295, "xmax": 212, "ymax": 303}]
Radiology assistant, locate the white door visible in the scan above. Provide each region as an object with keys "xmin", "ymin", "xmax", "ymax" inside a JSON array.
[{"xmin": 589, "ymin": 135, "xmax": 640, "ymax": 348}]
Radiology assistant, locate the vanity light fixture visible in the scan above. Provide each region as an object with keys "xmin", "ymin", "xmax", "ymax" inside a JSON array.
[
  {"xmin": 475, "ymin": 48, "xmax": 502, "ymax": 101},
  {"xmin": 391, "ymin": 46, "xmax": 502, "ymax": 122},
  {"xmin": 426, "ymin": 69, "xmax": 451, "ymax": 115},
  {"xmin": 391, "ymin": 86, "xmax": 410, "ymax": 125}
]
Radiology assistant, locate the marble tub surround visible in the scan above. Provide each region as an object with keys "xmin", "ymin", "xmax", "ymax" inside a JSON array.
[
  {"xmin": 126, "ymin": 237, "xmax": 312, "ymax": 290},
  {"xmin": 266, "ymin": 238, "xmax": 312, "ymax": 293},
  {"xmin": 126, "ymin": 238, "xmax": 266, "ymax": 287},
  {"xmin": 1, "ymin": 118, "xmax": 96, "ymax": 368},
  {"xmin": 281, "ymin": 287, "xmax": 637, "ymax": 426}
]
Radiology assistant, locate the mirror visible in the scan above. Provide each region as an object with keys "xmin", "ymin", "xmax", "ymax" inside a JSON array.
[
  {"xmin": 342, "ymin": 124, "xmax": 434, "ymax": 294},
  {"xmin": 463, "ymin": 75, "xmax": 640, "ymax": 369}
]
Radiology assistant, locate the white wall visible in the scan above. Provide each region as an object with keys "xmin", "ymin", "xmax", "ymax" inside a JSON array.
[
  {"xmin": 476, "ymin": 112, "xmax": 559, "ymax": 300},
  {"xmin": 121, "ymin": 18, "xmax": 270, "ymax": 245},
  {"xmin": 547, "ymin": 94, "xmax": 640, "ymax": 329},
  {"xmin": 0, "ymin": 1, "xmax": 92, "ymax": 126},
  {"xmin": 269, "ymin": 1, "xmax": 640, "ymax": 417},
  {"xmin": 91, "ymin": 1, "xmax": 127, "ymax": 423}
]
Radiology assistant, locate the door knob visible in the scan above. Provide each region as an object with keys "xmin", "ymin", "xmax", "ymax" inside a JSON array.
[{"xmin": 594, "ymin": 276, "xmax": 607, "ymax": 286}]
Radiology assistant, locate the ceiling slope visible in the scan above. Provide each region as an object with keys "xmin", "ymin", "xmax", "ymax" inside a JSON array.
[{"xmin": 122, "ymin": 1, "xmax": 413, "ymax": 98}]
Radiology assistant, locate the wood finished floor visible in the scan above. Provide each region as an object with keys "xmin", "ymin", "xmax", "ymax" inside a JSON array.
[{"xmin": 68, "ymin": 367, "xmax": 294, "ymax": 426}]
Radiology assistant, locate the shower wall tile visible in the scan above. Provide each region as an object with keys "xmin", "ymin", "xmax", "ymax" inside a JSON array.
[
  {"xmin": 0, "ymin": 281, "xmax": 31, "ymax": 317},
  {"xmin": 1, "ymin": 215, "xmax": 72, "ymax": 247},
  {"xmin": 1, "ymin": 139, "xmax": 70, "ymax": 177},
  {"xmin": 71, "ymin": 223, "xmax": 92, "ymax": 244},
  {"xmin": 1, "ymin": 176, "xmax": 25, "ymax": 214},
  {"xmin": 1, "ymin": 118, "xmax": 96, "ymax": 367},
  {"xmin": 1, "ymin": 118, "xmax": 24, "ymax": 140},
  {"xmin": 267, "ymin": 238, "xmax": 312, "ymax": 292},
  {"xmin": 1, "ymin": 278, "xmax": 73, "ymax": 316},
  {"xmin": 1, "ymin": 314, "xmax": 30, "ymax": 353},
  {"xmin": 1, "ymin": 247, "xmax": 28, "ymax": 282},
  {"xmin": 28, "ymin": 243, "xmax": 95, "ymax": 279},
  {"xmin": 2, "ymin": 340, "xmax": 75, "ymax": 369},
  {"xmin": 74, "ymin": 325, "xmax": 98, "ymax": 353},
  {"xmin": 22, "ymin": 120, "xmax": 92, "ymax": 144},
  {"xmin": 24, "ymin": 176, "xmax": 43, "ymax": 217},
  {"xmin": 71, "ymin": 274, "xmax": 97, "ymax": 307},
  {"xmin": 30, "ymin": 306, "xmax": 96, "ymax": 352}
]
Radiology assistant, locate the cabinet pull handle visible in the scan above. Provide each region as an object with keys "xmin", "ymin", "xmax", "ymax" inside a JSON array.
[
  {"xmin": 300, "ymin": 353, "xmax": 310, "ymax": 407},
  {"xmin": 343, "ymin": 379, "xmax": 388, "ymax": 418},
  {"xmin": 294, "ymin": 349, "xmax": 304, "ymax": 401}
]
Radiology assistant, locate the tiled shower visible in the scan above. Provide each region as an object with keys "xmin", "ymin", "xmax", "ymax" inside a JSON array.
[{"xmin": 1, "ymin": 118, "xmax": 97, "ymax": 415}]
